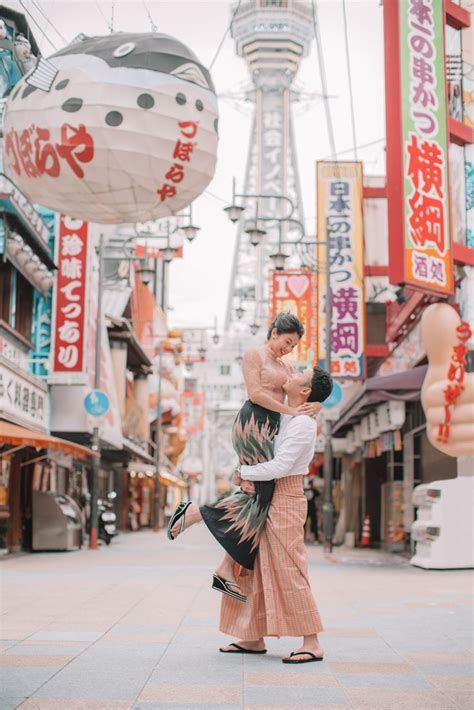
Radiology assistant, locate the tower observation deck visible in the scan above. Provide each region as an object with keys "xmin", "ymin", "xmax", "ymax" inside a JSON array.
[{"xmin": 225, "ymin": 0, "xmax": 314, "ymax": 332}]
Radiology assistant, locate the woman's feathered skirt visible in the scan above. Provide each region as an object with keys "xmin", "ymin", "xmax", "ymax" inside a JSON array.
[{"xmin": 200, "ymin": 400, "xmax": 279, "ymax": 570}]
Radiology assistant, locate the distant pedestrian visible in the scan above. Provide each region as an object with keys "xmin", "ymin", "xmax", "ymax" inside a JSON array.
[{"xmin": 305, "ymin": 479, "xmax": 320, "ymax": 544}]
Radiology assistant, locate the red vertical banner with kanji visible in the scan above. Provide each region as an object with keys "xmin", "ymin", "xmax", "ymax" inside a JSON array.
[
  {"xmin": 317, "ymin": 162, "xmax": 366, "ymax": 379},
  {"xmin": 384, "ymin": 0, "xmax": 453, "ymax": 295},
  {"xmin": 270, "ymin": 271, "xmax": 317, "ymax": 365},
  {"xmin": 51, "ymin": 216, "xmax": 89, "ymax": 378}
]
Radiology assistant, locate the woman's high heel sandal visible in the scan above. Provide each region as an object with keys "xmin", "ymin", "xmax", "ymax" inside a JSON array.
[
  {"xmin": 212, "ymin": 574, "xmax": 247, "ymax": 602},
  {"xmin": 167, "ymin": 501, "xmax": 192, "ymax": 541}
]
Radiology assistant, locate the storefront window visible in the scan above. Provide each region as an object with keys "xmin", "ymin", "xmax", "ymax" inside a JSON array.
[{"xmin": 0, "ymin": 261, "xmax": 34, "ymax": 341}]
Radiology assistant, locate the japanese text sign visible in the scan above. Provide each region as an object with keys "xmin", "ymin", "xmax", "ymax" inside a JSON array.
[
  {"xmin": 270, "ymin": 271, "xmax": 317, "ymax": 365},
  {"xmin": 385, "ymin": 0, "xmax": 453, "ymax": 295},
  {"xmin": 317, "ymin": 162, "xmax": 365, "ymax": 379},
  {"xmin": 437, "ymin": 321, "xmax": 472, "ymax": 446},
  {"xmin": 51, "ymin": 216, "xmax": 89, "ymax": 377}
]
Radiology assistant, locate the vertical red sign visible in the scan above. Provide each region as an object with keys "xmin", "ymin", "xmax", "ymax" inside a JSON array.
[{"xmin": 52, "ymin": 216, "xmax": 89, "ymax": 374}]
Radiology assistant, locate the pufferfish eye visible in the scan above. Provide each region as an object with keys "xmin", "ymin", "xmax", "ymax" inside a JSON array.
[{"xmin": 113, "ymin": 42, "xmax": 136, "ymax": 58}]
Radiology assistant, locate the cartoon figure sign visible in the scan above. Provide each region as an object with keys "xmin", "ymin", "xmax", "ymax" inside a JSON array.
[{"xmin": 3, "ymin": 32, "xmax": 218, "ymax": 224}]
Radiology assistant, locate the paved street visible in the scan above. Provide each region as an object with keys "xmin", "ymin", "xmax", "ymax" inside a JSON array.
[{"xmin": 1, "ymin": 526, "xmax": 473, "ymax": 710}]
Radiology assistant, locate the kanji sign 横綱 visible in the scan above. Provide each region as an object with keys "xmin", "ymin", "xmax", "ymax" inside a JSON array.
[{"xmin": 317, "ymin": 162, "xmax": 365, "ymax": 379}]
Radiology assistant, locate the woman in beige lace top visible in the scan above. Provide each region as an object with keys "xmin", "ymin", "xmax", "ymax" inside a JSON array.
[{"xmin": 168, "ymin": 313, "xmax": 317, "ymax": 602}]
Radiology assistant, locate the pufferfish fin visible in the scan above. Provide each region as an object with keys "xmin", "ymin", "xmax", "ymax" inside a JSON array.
[
  {"xmin": 25, "ymin": 57, "xmax": 58, "ymax": 92},
  {"xmin": 170, "ymin": 62, "xmax": 209, "ymax": 89}
]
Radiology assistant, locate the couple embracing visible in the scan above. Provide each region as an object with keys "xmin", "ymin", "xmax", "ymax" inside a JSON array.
[{"xmin": 168, "ymin": 312, "xmax": 333, "ymax": 664}]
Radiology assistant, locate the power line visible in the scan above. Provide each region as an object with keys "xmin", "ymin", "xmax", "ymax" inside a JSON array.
[
  {"xmin": 94, "ymin": 0, "xmax": 112, "ymax": 31},
  {"xmin": 209, "ymin": 0, "xmax": 242, "ymax": 71},
  {"xmin": 31, "ymin": 0, "xmax": 67, "ymax": 45},
  {"xmin": 321, "ymin": 136, "xmax": 385, "ymax": 161},
  {"xmin": 342, "ymin": 0, "xmax": 358, "ymax": 160},
  {"xmin": 19, "ymin": 0, "xmax": 58, "ymax": 51},
  {"xmin": 110, "ymin": 1, "xmax": 117, "ymax": 33},
  {"xmin": 311, "ymin": 0, "xmax": 338, "ymax": 160},
  {"xmin": 142, "ymin": 0, "xmax": 158, "ymax": 32}
]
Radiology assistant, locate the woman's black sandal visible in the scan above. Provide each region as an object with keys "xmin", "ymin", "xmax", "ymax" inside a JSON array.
[
  {"xmin": 167, "ymin": 501, "xmax": 192, "ymax": 541},
  {"xmin": 212, "ymin": 574, "xmax": 247, "ymax": 602},
  {"xmin": 282, "ymin": 651, "xmax": 324, "ymax": 664}
]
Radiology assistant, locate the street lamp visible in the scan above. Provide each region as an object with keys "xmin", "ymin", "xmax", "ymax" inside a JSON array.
[
  {"xmin": 269, "ymin": 250, "xmax": 289, "ymax": 271},
  {"xmin": 245, "ymin": 225, "xmax": 266, "ymax": 247},
  {"xmin": 224, "ymin": 203, "xmax": 245, "ymax": 223},
  {"xmin": 162, "ymin": 246, "xmax": 178, "ymax": 263},
  {"xmin": 235, "ymin": 304, "xmax": 245, "ymax": 320},
  {"xmin": 250, "ymin": 322, "xmax": 259, "ymax": 335},
  {"xmin": 181, "ymin": 204, "xmax": 200, "ymax": 243},
  {"xmin": 137, "ymin": 263, "xmax": 155, "ymax": 285}
]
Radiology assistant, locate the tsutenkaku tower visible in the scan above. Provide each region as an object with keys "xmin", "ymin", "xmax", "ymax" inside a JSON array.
[{"xmin": 225, "ymin": 0, "xmax": 314, "ymax": 332}]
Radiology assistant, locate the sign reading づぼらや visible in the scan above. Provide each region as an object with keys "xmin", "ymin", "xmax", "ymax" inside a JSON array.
[
  {"xmin": 51, "ymin": 216, "xmax": 89, "ymax": 381},
  {"xmin": 3, "ymin": 33, "xmax": 218, "ymax": 224},
  {"xmin": 317, "ymin": 162, "xmax": 365, "ymax": 379},
  {"xmin": 384, "ymin": 0, "xmax": 453, "ymax": 295},
  {"xmin": 270, "ymin": 271, "xmax": 317, "ymax": 365}
]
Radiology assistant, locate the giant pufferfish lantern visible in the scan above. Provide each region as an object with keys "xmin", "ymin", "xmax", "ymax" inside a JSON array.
[{"xmin": 3, "ymin": 33, "xmax": 218, "ymax": 224}]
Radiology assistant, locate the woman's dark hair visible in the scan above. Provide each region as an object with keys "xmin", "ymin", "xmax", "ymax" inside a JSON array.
[
  {"xmin": 267, "ymin": 312, "xmax": 304, "ymax": 341},
  {"xmin": 307, "ymin": 367, "xmax": 333, "ymax": 403}
]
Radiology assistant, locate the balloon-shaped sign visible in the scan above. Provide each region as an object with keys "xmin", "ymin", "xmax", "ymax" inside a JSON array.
[
  {"xmin": 3, "ymin": 33, "xmax": 218, "ymax": 223},
  {"xmin": 420, "ymin": 303, "xmax": 474, "ymax": 457}
]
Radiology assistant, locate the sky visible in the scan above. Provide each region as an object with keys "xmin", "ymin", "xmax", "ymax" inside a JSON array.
[{"xmin": 15, "ymin": 0, "xmax": 386, "ymax": 332}]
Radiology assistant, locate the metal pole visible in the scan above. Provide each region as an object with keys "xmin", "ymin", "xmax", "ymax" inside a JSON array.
[
  {"xmin": 89, "ymin": 233, "xmax": 104, "ymax": 550},
  {"xmin": 322, "ymin": 222, "xmax": 334, "ymax": 553},
  {"xmin": 153, "ymin": 258, "xmax": 166, "ymax": 530}
]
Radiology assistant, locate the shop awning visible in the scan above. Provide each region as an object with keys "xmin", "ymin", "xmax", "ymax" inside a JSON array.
[
  {"xmin": 332, "ymin": 365, "xmax": 427, "ymax": 435},
  {"xmin": 0, "ymin": 422, "xmax": 98, "ymax": 461}
]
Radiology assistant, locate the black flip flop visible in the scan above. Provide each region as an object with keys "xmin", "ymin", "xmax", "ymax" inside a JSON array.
[
  {"xmin": 282, "ymin": 651, "xmax": 324, "ymax": 664},
  {"xmin": 212, "ymin": 574, "xmax": 247, "ymax": 602},
  {"xmin": 167, "ymin": 501, "xmax": 192, "ymax": 541},
  {"xmin": 220, "ymin": 642, "xmax": 267, "ymax": 654}
]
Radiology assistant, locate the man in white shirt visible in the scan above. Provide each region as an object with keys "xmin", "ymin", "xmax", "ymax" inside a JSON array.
[{"xmin": 219, "ymin": 366, "xmax": 333, "ymax": 663}]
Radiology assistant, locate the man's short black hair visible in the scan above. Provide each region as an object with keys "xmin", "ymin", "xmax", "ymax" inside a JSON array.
[{"xmin": 307, "ymin": 366, "xmax": 333, "ymax": 403}]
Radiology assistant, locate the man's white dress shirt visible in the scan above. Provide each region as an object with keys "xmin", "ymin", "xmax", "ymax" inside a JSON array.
[{"xmin": 240, "ymin": 414, "xmax": 316, "ymax": 482}]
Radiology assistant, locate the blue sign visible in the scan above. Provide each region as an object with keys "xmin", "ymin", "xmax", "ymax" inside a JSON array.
[
  {"xmin": 84, "ymin": 390, "xmax": 110, "ymax": 417},
  {"xmin": 321, "ymin": 381, "xmax": 343, "ymax": 409}
]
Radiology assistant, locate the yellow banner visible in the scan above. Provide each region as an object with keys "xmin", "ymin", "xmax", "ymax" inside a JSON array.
[{"xmin": 317, "ymin": 161, "xmax": 365, "ymax": 378}]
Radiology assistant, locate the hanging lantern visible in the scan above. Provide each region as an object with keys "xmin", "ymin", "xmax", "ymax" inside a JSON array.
[{"xmin": 3, "ymin": 32, "xmax": 219, "ymax": 224}]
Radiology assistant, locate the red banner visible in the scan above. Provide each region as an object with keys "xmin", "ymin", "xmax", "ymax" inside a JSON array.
[
  {"xmin": 52, "ymin": 216, "xmax": 89, "ymax": 374},
  {"xmin": 270, "ymin": 271, "xmax": 317, "ymax": 364}
]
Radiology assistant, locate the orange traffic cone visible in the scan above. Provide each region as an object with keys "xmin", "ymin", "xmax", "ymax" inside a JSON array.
[{"xmin": 360, "ymin": 515, "xmax": 371, "ymax": 547}]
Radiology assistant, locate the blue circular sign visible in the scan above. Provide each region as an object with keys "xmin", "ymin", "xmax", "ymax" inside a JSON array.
[
  {"xmin": 321, "ymin": 381, "xmax": 343, "ymax": 409},
  {"xmin": 84, "ymin": 390, "xmax": 110, "ymax": 417}
]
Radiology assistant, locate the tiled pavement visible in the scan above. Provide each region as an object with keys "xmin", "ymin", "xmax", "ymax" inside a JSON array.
[{"xmin": 0, "ymin": 525, "xmax": 473, "ymax": 709}]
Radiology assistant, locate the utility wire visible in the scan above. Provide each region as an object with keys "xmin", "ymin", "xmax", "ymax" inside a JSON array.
[
  {"xmin": 31, "ymin": 0, "xmax": 68, "ymax": 45},
  {"xmin": 142, "ymin": 0, "xmax": 158, "ymax": 32},
  {"xmin": 94, "ymin": 0, "xmax": 112, "ymax": 31},
  {"xmin": 311, "ymin": 0, "xmax": 338, "ymax": 159},
  {"xmin": 110, "ymin": 1, "xmax": 117, "ymax": 33},
  {"xmin": 19, "ymin": 0, "xmax": 57, "ymax": 51},
  {"xmin": 209, "ymin": 0, "xmax": 242, "ymax": 71},
  {"xmin": 342, "ymin": 0, "xmax": 358, "ymax": 160}
]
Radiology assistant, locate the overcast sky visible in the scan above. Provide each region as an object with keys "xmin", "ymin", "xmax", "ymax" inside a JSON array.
[{"xmin": 16, "ymin": 0, "xmax": 386, "ymax": 331}]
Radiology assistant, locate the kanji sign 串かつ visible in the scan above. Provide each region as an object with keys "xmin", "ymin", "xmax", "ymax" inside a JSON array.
[
  {"xmin": 384, "ymin": 0, "xmax": 453, "ymax": 295},
  {"xmin": 317, "ymin": 162, "xmax": 365, "ymax": 379}
]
